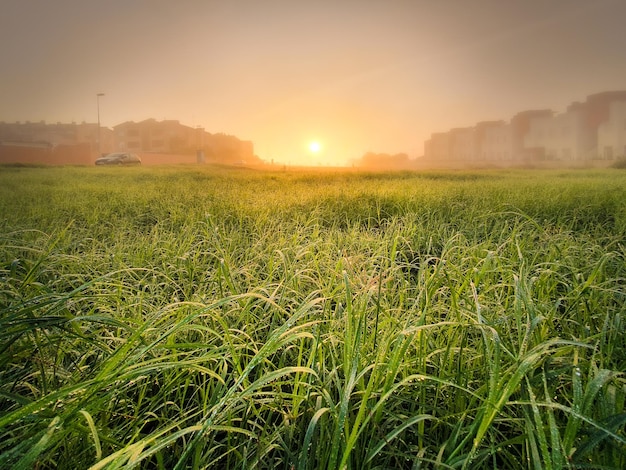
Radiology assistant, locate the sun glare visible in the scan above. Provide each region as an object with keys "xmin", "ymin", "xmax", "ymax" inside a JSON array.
[{"xmin": 308, "ymin": 141, "xmax": 322, "ymax": 153}]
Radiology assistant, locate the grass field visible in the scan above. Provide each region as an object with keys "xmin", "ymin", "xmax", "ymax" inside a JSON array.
[{"xmin": 1, "ymin": 165, "xmax": 625, "ymax": 469}]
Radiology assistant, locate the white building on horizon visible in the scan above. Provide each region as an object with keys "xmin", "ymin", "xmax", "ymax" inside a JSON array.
[
  {"xmin": 598, "ymin": 100, "xmax": 626, "ymax": 161},
  {"xmin": 422, "ymin": 90, "xmax": 626, "ymax": 167}
]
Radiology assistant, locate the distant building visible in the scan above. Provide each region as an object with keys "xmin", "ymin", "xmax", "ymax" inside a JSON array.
[
  {"xmin": 476, "ymin": 121, "xmax": 512, "ymax": 164},
  {"xmin": 423, "ymin": 91, "xmax": 626, "ymax": 167},
  {"xmin": 596, "ymin": 99, "xmax": 626, "ymax": 161},
  {"xmin": 114, "ymin": 119, "xmax": 198, "ymax": 154},
  {"xmin": 449, "ymin": 127, "xmax": 476, "ymax": 162},
  {"xmin": 510, "ymin": 110, "xmax": 553, "ymax": 164},
  {"xmin": 0, "ymin": 118, "xmax": 257, "ymax": 166},
  {"xmin": 423, "ymin": 132, "xmax": 452, "ymax": 165},
  {"xmin": 0, "ymin": 120, "xmax": 114, "ymax": 154},
  {"xmin": 524, "ymin": 107, "xmax": 589, "ymax": 162},
  {"xmin": 113, "ymin": 119, "xmax": 256, "ymax": 164}
]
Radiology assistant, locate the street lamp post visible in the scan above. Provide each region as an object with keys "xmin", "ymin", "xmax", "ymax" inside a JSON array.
[{"xmin": 96, "ymin": 93, "xmax": 105, "ymax": 156}]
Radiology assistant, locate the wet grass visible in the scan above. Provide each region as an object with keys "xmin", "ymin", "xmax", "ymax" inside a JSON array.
[{"xmin": 1, "ymin": 166, "xmax": 625, "ymax": 469}]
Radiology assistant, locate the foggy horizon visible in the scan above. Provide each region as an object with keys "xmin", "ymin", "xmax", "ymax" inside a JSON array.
[{"xmin": 2, "ymin": 0, "xmax": 625, "ymax": 166}]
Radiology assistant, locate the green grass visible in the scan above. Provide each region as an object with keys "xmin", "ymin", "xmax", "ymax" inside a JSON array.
[{"xmin": 1, "ymin": 165, "xmax": 625, "ymax": 469}]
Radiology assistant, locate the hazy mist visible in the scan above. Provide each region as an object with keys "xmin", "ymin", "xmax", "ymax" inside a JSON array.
[{"xmin": 1, "ymin": 0, "xmax": 625, "ymax": 166}]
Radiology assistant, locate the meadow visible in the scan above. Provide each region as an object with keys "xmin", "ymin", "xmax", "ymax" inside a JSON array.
[{"xmin": 0, "ymin": 165, "xmax": 625, "ymax": 469}]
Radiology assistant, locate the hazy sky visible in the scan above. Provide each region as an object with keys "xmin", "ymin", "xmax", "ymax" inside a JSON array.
[{"xmin": 2, "ymin": 0, "xmax": 625, "ymax": 165}]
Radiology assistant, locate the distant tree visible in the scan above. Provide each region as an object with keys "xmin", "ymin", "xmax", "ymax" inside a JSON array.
[{"xmin": 611, "ymin": 158, "xmax": 626, "ymax": 169}]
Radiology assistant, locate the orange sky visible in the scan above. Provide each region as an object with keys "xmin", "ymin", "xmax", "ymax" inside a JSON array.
[{"xmin": 1, "ymin": 0, "xmax": 625, "ymax": 166}]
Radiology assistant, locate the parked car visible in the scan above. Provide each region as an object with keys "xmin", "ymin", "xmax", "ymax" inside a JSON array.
[{"xmin": 95, "ymin": 153, "xmax": 141, "ymax": 165}]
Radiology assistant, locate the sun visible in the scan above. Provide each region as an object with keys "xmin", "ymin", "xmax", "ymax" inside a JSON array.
[{"xmin": 308, "ymin": 141, "xmax": 322, "ymax": 153}]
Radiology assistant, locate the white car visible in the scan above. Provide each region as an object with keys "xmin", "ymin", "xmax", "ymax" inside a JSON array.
[{"xmin": 95, "ymin": 153, "xmax": 141, "ymax": 165}]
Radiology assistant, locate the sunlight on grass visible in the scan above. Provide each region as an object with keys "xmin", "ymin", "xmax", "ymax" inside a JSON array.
[{"xmin": 1, "ymin": 166, "xmax": 625, "ymax": 469}]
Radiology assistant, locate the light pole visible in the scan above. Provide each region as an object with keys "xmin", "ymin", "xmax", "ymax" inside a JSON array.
[{"xmin": 96, "ymin": 93, "xmax": 105, "ymax": 156}]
